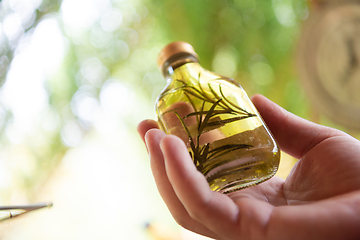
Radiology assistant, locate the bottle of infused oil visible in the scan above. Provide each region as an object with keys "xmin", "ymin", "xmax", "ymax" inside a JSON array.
[{"xmin": 155, "ymin": 41, "xmax": 280, "ymax": 194}]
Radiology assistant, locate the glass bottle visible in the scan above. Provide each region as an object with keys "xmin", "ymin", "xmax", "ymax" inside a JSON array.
[{"xmin": 155, "ymin": 41, "xmax": 280, "ymax": 194}]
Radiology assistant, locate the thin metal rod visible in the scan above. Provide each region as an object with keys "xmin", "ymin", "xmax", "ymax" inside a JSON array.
[{"xmin": 0, "ymin": 202, "xmax": 53, "ymax": 211}]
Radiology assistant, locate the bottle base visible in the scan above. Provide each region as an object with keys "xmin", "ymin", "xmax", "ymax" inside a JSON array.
[
  {"xmin": 206, "ymin": 159, "xmax": 279, "ymax": 194},
  {"xmin": 216, "ymin": 173, "xmax": 276, "ymax": 194}
]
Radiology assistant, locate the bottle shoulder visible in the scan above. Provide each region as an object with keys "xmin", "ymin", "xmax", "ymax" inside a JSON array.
[
  {"xmin": 166, "ymin": 62, "xmax": 242, "ymax": 87},
  {"xmin": 158, "ymin": 62, "xmax": 245, "ymax": 100}
]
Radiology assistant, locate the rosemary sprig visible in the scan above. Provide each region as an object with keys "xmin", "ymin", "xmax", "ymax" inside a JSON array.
[
  {"xmin": 184, "ymin": 92, "xmax": 199, "ymax": 124},
  {"xmin": 219, "ymin": 85, "xmax": 253, "ymax": 115},
  {"xmin": 198, "ymin": 98, "xmax": 222, "ymax": 136},
  {"xmin": 205, "ymin": 115, "xmax": 256, "ymax": 128},
  {"xmin": 161, "ymin": 74, "xmax": 257, "ymax": 172},
  {"xmin": 184, "ymin": 109, "xmax": 235, "ymax": 119},
  {"xmin": 174, "ymin": 111, "xmax": 202, "ymax": 169}
]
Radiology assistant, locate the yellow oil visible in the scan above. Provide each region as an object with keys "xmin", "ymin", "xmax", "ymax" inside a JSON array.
[{"xmin": 156, "ymin": 62, "xmax": 280, "ymax": 193}]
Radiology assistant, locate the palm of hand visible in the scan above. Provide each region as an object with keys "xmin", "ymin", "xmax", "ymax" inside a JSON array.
[
  {"xmin": 241, "ymin": 134, "xmax": 360, "ymax": 207},
  {"xmin": 283, "ymin": 135, "xmax": 360, "ymax": 203},
  {"xmin": 138, "ymin": 95, "xmax": 360, "ymax": 240}
]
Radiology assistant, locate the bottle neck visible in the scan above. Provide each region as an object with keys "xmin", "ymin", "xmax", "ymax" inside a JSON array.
[{"xmin": 161, "ymin": 53, "xmax": 199, "ymax": 78}]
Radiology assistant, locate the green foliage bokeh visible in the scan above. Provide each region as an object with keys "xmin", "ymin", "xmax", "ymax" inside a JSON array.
[{"xmin": 0, "ymin": 0, "xmax": 312, "ymax": 202}]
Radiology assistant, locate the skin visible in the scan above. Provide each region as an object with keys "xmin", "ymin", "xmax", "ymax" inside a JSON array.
[{"xmin": 137, "ymin": 94, "xmax": 360, "ymax": 240}]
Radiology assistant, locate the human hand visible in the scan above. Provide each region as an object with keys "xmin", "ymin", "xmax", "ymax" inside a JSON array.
[{"xmin": 137, "ymin": 94, "xmax": 360, "ymax": 240}]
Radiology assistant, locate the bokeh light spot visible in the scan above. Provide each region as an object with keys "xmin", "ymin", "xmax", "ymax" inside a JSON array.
[
  {"xmin": 272, "ymin": 0, "xmax": 296, "ymax": 27},
  {"xmin": 249, "ymin": 56, "xmax": 274, "ymax": 86},
  {"xmin": 80, "ymin": 57, "xmax": 109, "ymax": 88},
  {"xmin": 101, "ymin": 9, "xmax": 123, "ymax": 32},
  {"xmin": 61, "ymin": 120, "xmax": 84, "ymax": 147},
  {"xmin": 3, "ymin": 13, "xmax": 23, "ymax": 42},
  {"xmin": 212, "ymin": 46, "xmax": 238, "ymax": 78}
]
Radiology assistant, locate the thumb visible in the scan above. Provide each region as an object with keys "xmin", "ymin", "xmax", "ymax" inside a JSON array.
[{"xmin": 251, "ymin": 94, "xmax": 346, "ymax": 159}]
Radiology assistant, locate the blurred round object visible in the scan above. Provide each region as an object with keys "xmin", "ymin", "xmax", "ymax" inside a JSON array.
[{"xmin": 297, "ymin": 0, "xmax": 360, "ymax": 130}]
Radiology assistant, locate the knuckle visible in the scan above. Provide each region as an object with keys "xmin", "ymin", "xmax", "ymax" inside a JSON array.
[
  {"xmin": 187, "ymin": 206, "xmax": 210, "ymax": 223},
  {"xmin": 172, "ymin": 213, "xmax": 192, "ymax": 229}
]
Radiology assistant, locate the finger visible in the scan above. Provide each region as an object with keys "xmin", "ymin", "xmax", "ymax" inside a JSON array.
[
  {"xmin": 160, "ymin": 135, "xmax": 240, "ymax": 239},
  {"xmin": 137, "ymin": 119, "xmax": 159, "ymax": 143},
  {"xmin": 145, "ymin": 129, "xmax": 219, "ymax": 239},
  {"xmin": 251, "ymin": 94, "xmax": 346, "ymax": 159}
]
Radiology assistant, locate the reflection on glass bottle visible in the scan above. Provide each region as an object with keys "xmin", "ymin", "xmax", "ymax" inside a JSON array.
[{"xmin": 155, "ymin": 42, "xmax": 280, "ymax": 193}]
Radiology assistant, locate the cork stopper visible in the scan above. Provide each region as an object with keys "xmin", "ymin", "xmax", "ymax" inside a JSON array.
[{"xmin": 157, "ymin": 41, "xmax": 198, "ymax": 69}]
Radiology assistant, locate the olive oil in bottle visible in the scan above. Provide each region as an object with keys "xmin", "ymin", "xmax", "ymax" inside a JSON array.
[{"xmin": 155, "ymin": 41, "xmax": 280, "ymax": 194}]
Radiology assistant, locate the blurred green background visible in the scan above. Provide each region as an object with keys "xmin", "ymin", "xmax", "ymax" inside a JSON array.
[{"xmin": 0, "ymin": 0, "xmax": 358, "ymax": 239}]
